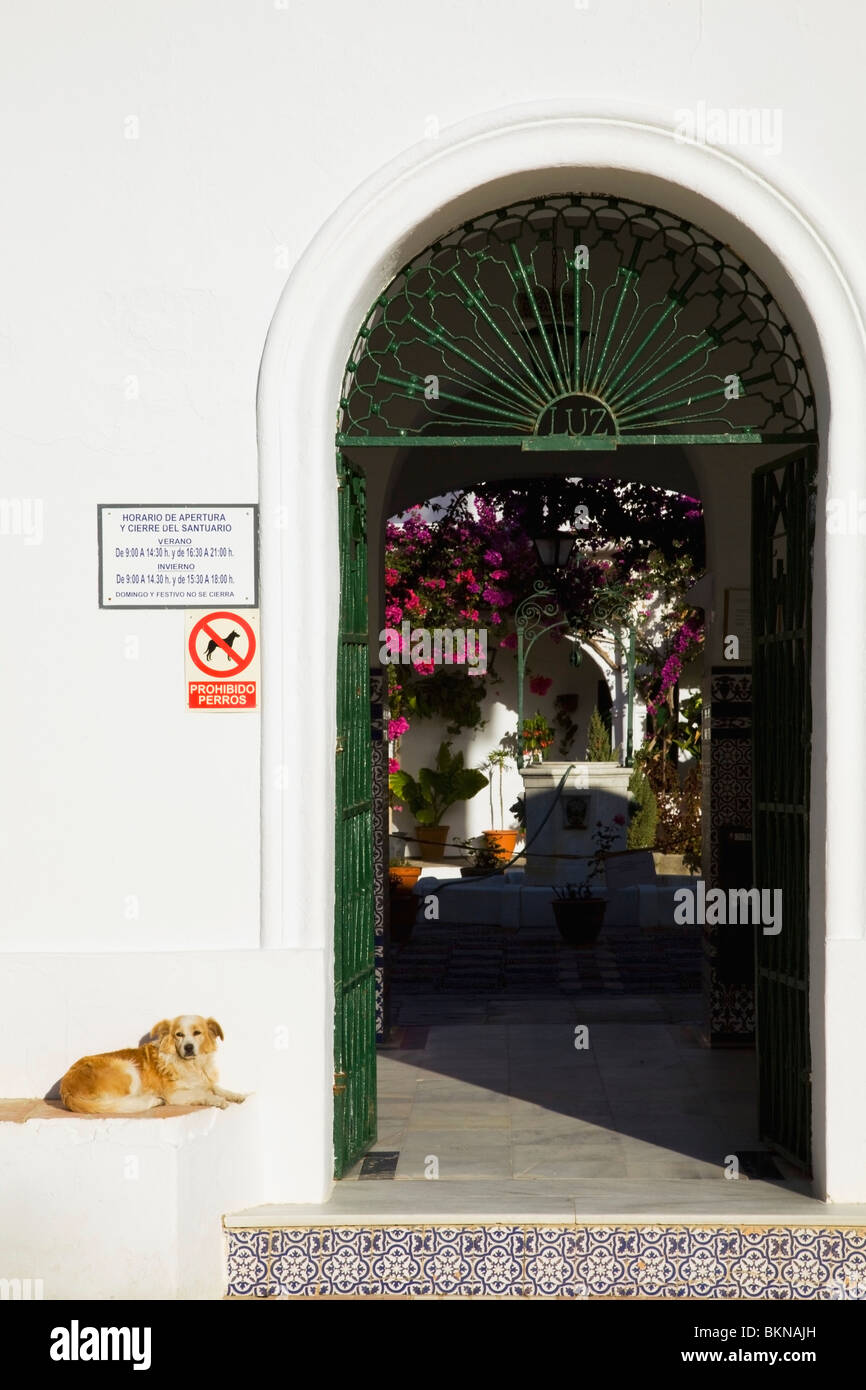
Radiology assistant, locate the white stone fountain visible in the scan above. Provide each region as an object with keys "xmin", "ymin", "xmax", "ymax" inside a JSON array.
[{"xmin": 520, "ymin": 760, "xmax": 633, "ymax": 886}]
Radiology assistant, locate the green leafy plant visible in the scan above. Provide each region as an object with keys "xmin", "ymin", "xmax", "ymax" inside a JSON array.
[
  {"xmin": 388, "ymin": 741, "xmax": 488, "ymax": 826},
  {"xmin": 626, "ymin": 762, "xmax": 658, "ymax": 850},
  {"xmin": 482, "ymin": 747, "xmax": 511, "ymax": 828},
  {"xmin": 522, "ymin": 711, "xmax": 555, "ymax": 761},
  {"xmin": 586, "ymin": 706, "xmax": 618, "ymax": 762},
  {"xmin": 455, "ymin": 837, "xmax": 502, "ymax": 872},
  {"xmin": 670, "ymin": 691, "xmax": 702, "ymax": 759},
  {"xmin": 405, "ymin": 667, "xmax": 490, "ymax": 734},
  {"xmin": 636, "ymin": 690, "xmax": 702, "ymax": 868}
]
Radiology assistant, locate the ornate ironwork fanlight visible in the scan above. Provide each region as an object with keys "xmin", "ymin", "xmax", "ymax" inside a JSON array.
[{"xmin": 337, "ymin": 195, "xmax": 815, "ymax": 447}]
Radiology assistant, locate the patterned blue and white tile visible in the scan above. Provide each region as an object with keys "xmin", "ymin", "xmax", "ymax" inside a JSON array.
[
  {"xmin": 368, "ymin": 1227, "xmax": 433, "ymax": 1297},
  {"xmin": 524, "ymin": 1228, "xmax": 587, "ymax": 1298},
  {"xmin": 424, "ymin": 1227, "xmax": 477, "ymax": 1295},
  {"xmin": 317, "ymin": 1227, "xmax": 381, "ymax": 1297},
  {"xmin": 267, "ymin": 1228, "xmax": 323, "ymax": 1297},
  {"xmin": 225, "ymin": 1223, "xmax": 866, "ymax": 1299},
  {"xmin": 225, "ymin": 1230, "xmax": 271, "ymax": 1298}
]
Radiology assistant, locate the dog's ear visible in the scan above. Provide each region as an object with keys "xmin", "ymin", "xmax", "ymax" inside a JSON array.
[
  {"xmin": 150, "ymin": 1019, "xmax": 172, "ymax": 1041},
  {"xmin": 206, "ymin": 1018, "xmax": 224, "ymax": 1042}
]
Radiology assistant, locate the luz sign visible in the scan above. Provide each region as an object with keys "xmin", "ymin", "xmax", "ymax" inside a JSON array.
[{"xmin": 185, "ymin": 609, "xmax": 259, "ymax": 710}]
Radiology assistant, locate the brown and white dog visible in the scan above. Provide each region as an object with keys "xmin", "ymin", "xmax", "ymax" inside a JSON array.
[{"xmin": 59, "ymin": 1016, "xmax": 246, "ymax": 1114}]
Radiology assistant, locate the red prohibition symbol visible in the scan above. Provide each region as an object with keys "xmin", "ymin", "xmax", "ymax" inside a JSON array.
[{"xmin": 188, "ymin": 611, "xmax": 256, "ymax": 678}]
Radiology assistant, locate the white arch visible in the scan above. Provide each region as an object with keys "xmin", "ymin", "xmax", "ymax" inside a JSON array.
[{"xmin": 258, "ymin": 103, "xmax": 866, "ymax": 1201}]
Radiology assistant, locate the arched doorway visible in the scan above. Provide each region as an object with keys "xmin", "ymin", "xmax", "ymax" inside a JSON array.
[{"xmin": 333, "ymin": 193, "xmax": 817, "ymax": 1178}]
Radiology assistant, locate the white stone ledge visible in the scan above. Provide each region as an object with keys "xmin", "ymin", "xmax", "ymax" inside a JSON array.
[
  {"xmin": 225, "ymin": 1179, "xmax": 866, "ymax": 1229},
  {"xmin": 0, "ymin": 1096, "xmax": 267, "ymax": 1299}
]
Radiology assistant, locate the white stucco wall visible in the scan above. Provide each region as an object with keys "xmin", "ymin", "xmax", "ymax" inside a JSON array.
[
  {"xmin": 388, "ymin": 632, "xmax": 616, "ymax": 851},
  {"xmin": 2, "ymin": 2, "xmax": 866, "ymax": 1294},
  {"xmin": 258, "ymin": 102, "xmax": 866, "ymax": 1209}
]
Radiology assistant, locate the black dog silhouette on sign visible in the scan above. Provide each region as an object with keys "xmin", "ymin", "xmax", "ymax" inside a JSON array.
[{"xmin": 204, "ymin": 628, "xmax": 241, "ymax": 663}]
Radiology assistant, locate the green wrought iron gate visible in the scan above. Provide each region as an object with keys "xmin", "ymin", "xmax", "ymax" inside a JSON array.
[
  {"xmin": 751, "ymin": 448, "xmax": 816, "ymax": 1171},
  {"xmin": 330, "ymin": 194, "xmax": 819, "ymax": 1182},
  {"xmin": 333, "ymin": 455, "xmax": 376, "ymax": 1178}
]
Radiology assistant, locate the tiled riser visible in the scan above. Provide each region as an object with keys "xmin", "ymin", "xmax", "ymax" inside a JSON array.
[{"xmin": 226, "ymin": 1225, "xmax": 866, "ymax": 1299}]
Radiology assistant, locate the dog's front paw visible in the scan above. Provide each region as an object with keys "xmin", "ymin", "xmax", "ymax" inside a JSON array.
[
  {"xmin": 212, "ymin": 1097, "xmax": 230, "ymax": 1109},
  {"xmin": 225, "ymin": 1091, "xmax": 247, "ymax": 1104}
]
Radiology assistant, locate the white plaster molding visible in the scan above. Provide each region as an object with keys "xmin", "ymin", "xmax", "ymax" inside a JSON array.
[{"xmin": 258, "ymin": 101, "xmax": 866, "ymax": 1199}]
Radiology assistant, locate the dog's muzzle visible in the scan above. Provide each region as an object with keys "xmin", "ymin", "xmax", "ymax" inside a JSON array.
[{"xmin": 183, "ymin": 1044, "xmax": 195, "ymax": 1056}]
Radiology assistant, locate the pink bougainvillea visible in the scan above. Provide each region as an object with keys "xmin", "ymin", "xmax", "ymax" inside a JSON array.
[
  {"xmin": 645, "ymin": 616, "xmax": 704, "ymax": 714},
  {"xmin": 383, "ymin": 481, "xmax": 705, "ymax": 747}
]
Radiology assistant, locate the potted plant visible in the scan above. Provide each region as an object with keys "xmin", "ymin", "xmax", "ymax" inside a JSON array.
[
  {"xmin": 509, "ymin": 793, "xmax": 526, "ymax": 833},
  {"xmin": 481, "ymin": 747, "xmax": 521, "ymax": 862},
  {"xmin": 521, "ymin": 711, "xmax": 555, "ymax": 764},
  {"xmin": 551, "ymin": 817, "xmax": 622, "ymax": 945},
  {"xmin": 388, "ymin": 858, "xmax": 422, "ymax": 943},
  {"xmin": 455, "ymin": 837, "xmax": 504, "ymax": 878},
  {"xmin": 388, "ymin": 740, "xmax": 488, "ymax": 863},
  {"xmin": 388, "ymin": 859, "xmax": 422, "ymax": 893}
]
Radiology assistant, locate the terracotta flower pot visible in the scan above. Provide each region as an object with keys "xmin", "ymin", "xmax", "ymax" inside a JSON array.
[
  {"xmin": 552, "ymin": 897, "xmax": 607, "ymax": 947},
  {"xmin": 483, "ymin": 829, "xmax": 520, "ymax": 863},
  {"xmin": 414, "ymin": 824, "xmax": 449, "ymax": 862},
  {"xmin": 388, "ymin": 864, "xmax": 422, "ymax": 893},
  {"xmin": 388, "ymin": 865, "xmax": 421, "ymax": 944}
]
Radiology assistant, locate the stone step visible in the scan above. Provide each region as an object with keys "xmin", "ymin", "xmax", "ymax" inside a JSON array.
[{"xmin": 224, "ymin": 1201, "xmax": 866, "ymax": 1299}]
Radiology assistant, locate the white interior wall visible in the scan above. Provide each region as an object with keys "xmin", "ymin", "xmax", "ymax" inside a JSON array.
[{"xmin": 388, "ymin": 634, "xmax": 610, "ymax": 849}]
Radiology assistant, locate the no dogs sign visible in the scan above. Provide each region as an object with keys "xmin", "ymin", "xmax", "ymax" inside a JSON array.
[{"xmin": 185, "ymin": 609, "xmax": 260, "ymax": 710}]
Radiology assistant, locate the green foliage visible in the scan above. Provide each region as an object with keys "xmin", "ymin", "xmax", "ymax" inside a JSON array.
[
  {"xmin": 626, "ymin": 764, "xmax": 658, "ymax": 850},
  {"xmin": 586, "ymin": 706, "xmax": 617, "ymax": 762},
  {"xmin": 455, "ymin": 837, "xmax": 502, "ymax": 872},
  {"xmin": 405, "ymin": 668, "xmax": 489, "ymax": 734},
  {"xmin": 388, "ymin": 741, "xmax": 488, "ymax": 826},
  {"xmin": 653, "ymin": 762, "xmax": 702, "ymax": 871},
  {"xmin": 483, "ymin": 747, "xmax": 511, "ymax": 828},
  {"xmin": 522, "ymin": 712, "xmax": 555, "ymax": 760},
  {"xmin": 636, "ymin": 687, "xmax": 702, "ymax": 867},
  {"xmin": 639, "ymin": 748, "xmax": 702, "ymax": 871},
  {"xmin": 671, "ymin": 691, "xmax": 702, "ymax": 759}
]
